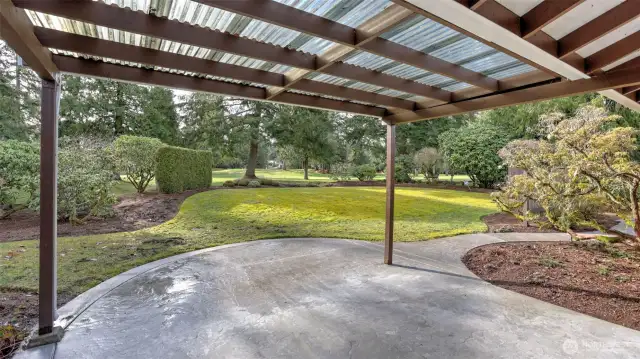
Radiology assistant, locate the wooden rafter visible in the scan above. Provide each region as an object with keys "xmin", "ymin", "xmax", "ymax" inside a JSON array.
[
  {"xmin": 0, "ymin": 0, "xmax": 57, "ymax": 79},
  {"xmin": 52, "ymin": 55, "xmax": 387, "ymax": 118},
  {"xmin": 14, "ymin": 0, "xmax": 453, "ymax": 103},
  {"xmin": 558, "ymin": 0, "xmax": 640, "ymax": 58},
  {"xmin": 35, "ymin": 28, "xmax": 417, "ymax": 111},
  {"xmin": 622, "ymin": 85, "xmax": 640, "ymax": 96},
  {"xmin": 391, "ymin": 0, "xmax": 556, "ymax": 75},
  {"xmin": 385, "ymin": 66, "xmax": 640, "ymax": 123},
  {"xmin": 449, "ymin": 0, "xmax": 640, "ymax": 77},
  {"xmin": 520, "ymin": 0, "xmax": 584, "ymax": 39},
  {"xmin": 586, "ymin": 31, "xmax": 640, "ymax": 74},
  {"xmin": 195, "ymin": 0, "xmax": 500, "ymax": 91},
  {"xmin": 264, "ymin": 5, "xmax": 417, "ymax": 102}
]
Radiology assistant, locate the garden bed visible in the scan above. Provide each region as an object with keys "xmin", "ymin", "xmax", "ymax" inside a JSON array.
[
  {"xmin": 463, "ymin": 241, "xmax": 640, "ymax": 331},
  {"xmin": 482, "ymin": 212, "xmax": 558, "ymax": 233},
  {"xmin": 0, "ymin": 189, "xmax": 204, "ymax": 243}
]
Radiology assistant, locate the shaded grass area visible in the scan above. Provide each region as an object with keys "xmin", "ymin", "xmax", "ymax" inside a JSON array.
[{"xmin": 0, "ymin": 187, "xmax": 494, "ymax": 298}]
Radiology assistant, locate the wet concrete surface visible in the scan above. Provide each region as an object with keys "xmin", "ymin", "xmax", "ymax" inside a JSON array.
[{"xmin": 16, "ymin": 234, "xmax": 640, "ymax": 358}]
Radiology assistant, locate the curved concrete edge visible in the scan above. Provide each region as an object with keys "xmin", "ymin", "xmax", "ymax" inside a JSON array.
[
  {"xmin": 55, "ymin": 238, "xmax": 348, "ymax": 330},
  {"xmin": 55, "ymin": 233, "xmax": 572, "ymax": 330},
  {"xmin": 15, "ymin": 233, "xmax": 574, "ymax": 359},
  {"xmin": 54, "ymin": 233, "xmax": 573, "ymax": 330}
]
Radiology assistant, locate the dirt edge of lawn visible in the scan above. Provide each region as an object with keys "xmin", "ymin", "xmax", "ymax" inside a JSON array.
[
  {"xmin": 0, "ymin": 182, "xmax": 492, "ymax": 243},
  {"xmin": 463, "ymin": 240, "xmax": 640, "ymax": 331}
]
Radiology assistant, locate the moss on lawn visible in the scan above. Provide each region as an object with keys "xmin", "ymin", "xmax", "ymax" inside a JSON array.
[{"xmin": 0, "ymin": 187, "xmax": 496, "ymax": 297}]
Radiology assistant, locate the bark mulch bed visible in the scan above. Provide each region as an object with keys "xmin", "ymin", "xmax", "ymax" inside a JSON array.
[
  {"xmin": 463, "ymin": 240, "xmax": 640, "ymax": 331},
  {"xmin": 482, "ymin": 212, "xmax": 621, "ymax": 234},
  {"xmin": 482, "ymin": 212, "xmax": 558, "ymax": 233},
  {"xmin": 0, "ymin": 188, "xmax": 213, "ymax": 243}
]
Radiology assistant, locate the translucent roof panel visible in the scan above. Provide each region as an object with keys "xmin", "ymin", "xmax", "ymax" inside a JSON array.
[
  {"xmin": 20, "ymin": 0, "xmax": 555, "ymax": 113},
  {"xmin": 462, "ymin": 52, "xmax": 519, "ymax": 74},
  {"xmin": 343, "ymin": 51, "xmax": 395, "ymax": 72},
  {"xmin": 306, "ymin": 73, "xmax": 420, "ymax": 100},
  {"xmin": 286, "ymin": 89, "xmax": 382, "ymax": 108},
  {"xmin": 54, "ymin": 50, "xmax": 268, "ymax": 88},
  {"xmin": 430, "ymin": 37, "xmax": 496, "ymax": 64},
  {"xmin": 25, "ymin": 11, "xmax": 294, "ymax": 74},
  {"xmin": 381, "ymin": 16, "xmax": 466, "ymax": 55},
  {"xmin": 73, "ymin": 0, "xmax": 342, "ymax": 73},
  {"xmin": 382, "ymin": 63, "xmax": 431, "ymax": 81},
  {"xmin": 415, "ymin": 73, "xmax": 458, "ymax": 87},
  {"xmin": 489, "ymin": 63, "xmax": 537, "ymax": 80}
]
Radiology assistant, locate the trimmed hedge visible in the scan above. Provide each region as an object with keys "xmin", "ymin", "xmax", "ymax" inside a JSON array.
[{"xmin": 155, "ymin": 146, "xmax": 212, "ymax": 193}]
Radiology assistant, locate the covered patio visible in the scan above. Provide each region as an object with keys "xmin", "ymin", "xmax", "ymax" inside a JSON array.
[{"xmin": 2, "ymin": 0, "xmax": 640, "ymax": 351}]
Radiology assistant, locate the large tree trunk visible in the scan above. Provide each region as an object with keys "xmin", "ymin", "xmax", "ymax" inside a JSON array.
[
  {"xmin": 244, "ymin": 140, "xmax": 259, "ymax": 179},
  {"xmin": 303, "ymin": 157, "xmax": 309, "ymax": 180},
  {"xmin": 114, "ymin": 83, "xmax": 124, "ymax": 136},
  {"xmin": 630, "ymin": 180, "xmax": 640, "ymax": 241}
]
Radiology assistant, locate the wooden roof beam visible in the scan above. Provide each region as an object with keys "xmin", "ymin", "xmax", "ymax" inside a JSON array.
[
  {"xmin": 195, "ymin": 0, "xmax": 499, "ymax": 91},
  {"xmin": 521, "ymin": 0, "xmax": 584, "ymax": 39},
  {"xmin": 0, "ymin": 0, "xmax": 57, "ymax": 79},
  {"xmin": 449, "ymin": 0, "xmax": 640, "ymax": 76},
  {"xmin": 558, "ymin": 1, "xmax": 640, "ymax": 59},
  {"xmin": 263, "ymin": 4, "xmax": 419, "ymax": 103},
  {"xmin": 391, "ymin": 0, "xmax": 556, "ymax": 75},
  {"xmin": 385, "ymin": 66, "xmax": 640, "ymax": 123},
  {"xmin": 35, "ymin": 28, "xmax": 417, "ymax": 111},
  {"xmin": 52, "ymin": 55, "xmax": 386, "ymax": 118},
  {"xmin": 585, "ymin": 31, "xmax": 640, "ymax": 74},
  {"xmin": 14, "ymin": 0, "xmax": 449, "ymax": 103}
]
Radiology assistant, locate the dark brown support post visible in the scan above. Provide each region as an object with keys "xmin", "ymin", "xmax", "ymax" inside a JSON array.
[
  {"xmin": 39, "ymin": 76, "xmax": 60, "ymax": 336},
  {"xmin": 384, "ymin": 122, "xmax": 395, "ymax": 265}
]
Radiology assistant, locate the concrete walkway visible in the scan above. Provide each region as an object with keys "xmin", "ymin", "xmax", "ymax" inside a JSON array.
[{"xmin": 17, "ymin": 233, "xmax": 640, "ymax": 359}]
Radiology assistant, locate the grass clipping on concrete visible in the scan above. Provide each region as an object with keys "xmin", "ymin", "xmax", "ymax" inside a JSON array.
[{"xmin": 0, "ymin": 187, "xmax": 496, "ymax": 297}]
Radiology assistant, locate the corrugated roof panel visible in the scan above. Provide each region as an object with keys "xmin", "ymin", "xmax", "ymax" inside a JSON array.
[
  {"xmin": 347, "ymin": 82, "xmax": 383, "ymax": 93},
  {"xmin": 381, "ymin": 16, "xmax": 465, "ymax": 54},
  {"xmin": 382, "ymin": 63, "xmax": 431, "ymax": 81},
  {"xmin": 286, "ymin": 88, "xmax": 382, "ymax": 108},
  {"xmin": 414, "ymin": 73, "xmax": 457, "ymax": 87},
  {"xmin": 308, "ymin": 73, "xmax": 409, "ymax": 97},
  {"xmin": 376, "ymin": 89, "xmax": 409, "ymax": 98},
  {"xmin": 305, "ymin": 73, "xmax": 351, "ymax": 86},
  {"xmin": 343, "ymin": 50, "xmax": 395, "ymax": 71},
  {"xmin": 53, "ymin": 51, "xmax": 268, "ymax": 88},
  {"xmin": 443, "ymin": 82, "xmax": 471, "ymax": 92},
  {"xmin": 100, "ymin": 0, "xmax": 340, "ymax": 62},
  {"xmin": 25, "ymin": 10, "xmax": 295, "ymax": 74},
  {"xmin": 274, "ymin": 0, "xmax": 392, "ymax": 27},
  {"xmin": 429, "ymin": 37, "xmax": 496, "ymax": 64},
  {"xmin": 489, "ymin": 63, "xmax": 537, "ymax": 80},
  {"xmin": 405, "ymin": 95, "xmax": 432, "ymax": 102},
  {"xmin": 461, "ymin": 52, "xmax": 519, "ymax": 73}
]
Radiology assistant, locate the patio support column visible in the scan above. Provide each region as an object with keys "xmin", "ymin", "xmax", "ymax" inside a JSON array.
[
  {"xmin": 384, "ymin": 122, "xmax": 395, "ymax": 265},
  {"xmin": 39, "ymin": 76, "xmax": 60, "ymax": 336}
]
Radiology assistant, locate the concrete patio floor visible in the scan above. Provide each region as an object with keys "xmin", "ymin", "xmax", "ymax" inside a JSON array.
[{"xmin": 17, "ymin": 233, "xmax": 640, "ymax": 359}]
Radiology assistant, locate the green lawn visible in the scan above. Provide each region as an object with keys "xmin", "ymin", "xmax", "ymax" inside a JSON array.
[
  {"xmin": 113, "ymin": 168, "xmax": 471, "ymax": 196},
  {"xmin": 0, "ymin": 187, "xmax": 494, "ymax": 298}
]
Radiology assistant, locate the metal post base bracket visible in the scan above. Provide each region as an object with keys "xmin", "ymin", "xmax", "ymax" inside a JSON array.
[{"xmin": 25, "ymin": 326, "xmax": 64, "ymax": 349}]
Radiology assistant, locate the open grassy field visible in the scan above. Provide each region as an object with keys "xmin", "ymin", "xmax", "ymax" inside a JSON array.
[
  {"xmin": 0, "ymin": 187, "xmax": 494, "ymax": 297},
  {"xmin": 113, "ymin": 168, "xmax": 471, "ymax": 196}
]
